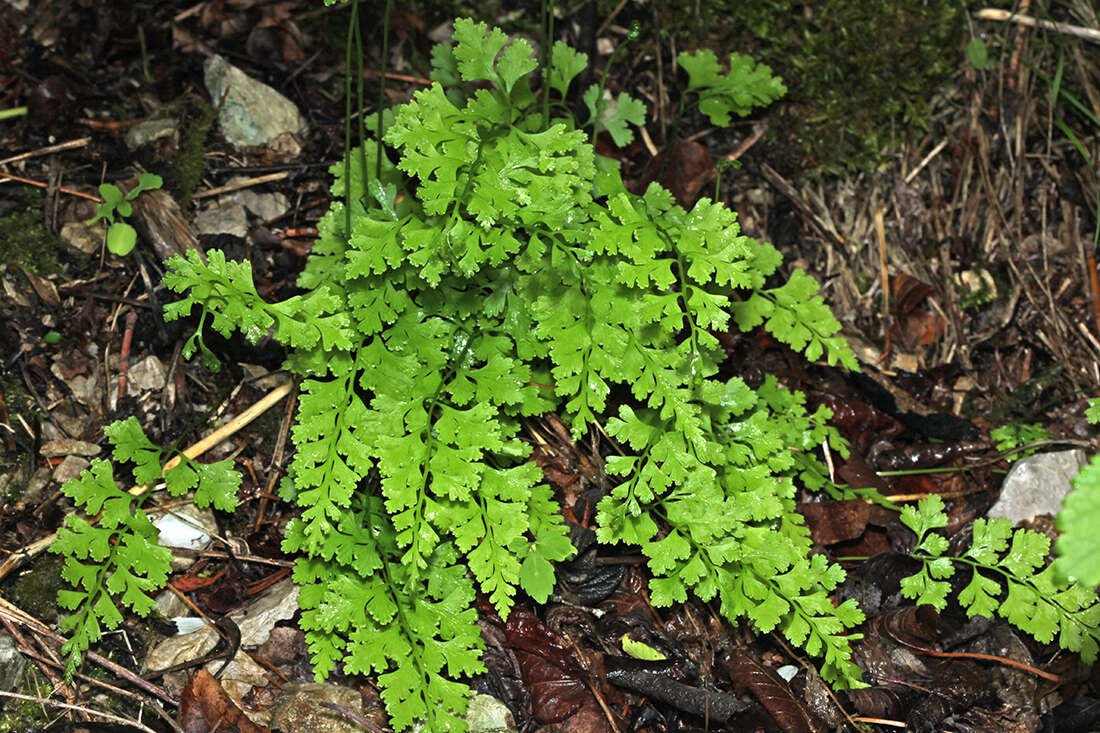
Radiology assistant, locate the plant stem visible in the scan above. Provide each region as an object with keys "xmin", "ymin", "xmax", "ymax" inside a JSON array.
[
  {"xmin": 376, "ymin": 0, "xmax": 394, "ymax": 180},
  {"xmin": 343, "ymin": 0, "xmax": 358, "ymax": 239}
]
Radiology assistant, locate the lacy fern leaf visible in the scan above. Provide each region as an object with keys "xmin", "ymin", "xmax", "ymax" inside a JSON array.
[
  {"xmin": 901, "ymin": 495, "xmax": 1100, "ymax": 662},
  {"xmin": 50, "ymin": 417, "xmax": 238, "ymax": 678},
  {"xmin": 154, "ymin": 16, "xmax": 872, "ymax": 730}
]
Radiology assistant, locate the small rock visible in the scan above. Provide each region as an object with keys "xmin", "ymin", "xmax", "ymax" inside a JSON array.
[
  {"xmin": 988, "ymin": 450, "xmax": 1087, "ymax": 523},
  {"xmin": 154, "ymin": 588, "xmax": 191, "ymax": 619},
  {"xmin": 270, "ymin": 682, "xmax": 369, "ymax": 733},
  {"xmin": 203, "ymin": 55, "xmax": 306, "ymax": 149},
  {"xmin": 234, "ymin": 577, "xmax": 299, "ymax": 647},
  {"xmin": 65, "ymin": 374, "xmax": 100, "ymax": 407},
  {"xmin": 128, "ymin": 354, "xmax": 167, "ymax": 393},
  {"xmin": 233, "ymin": 188, "xmax": 290, "ymax": 222},
  {"xmin": 155, "ymin": 509, "xmax": 215, "ymax": 551},
  {"xmin": 465, "ymin": 694, "xmax": 519, "ymax": 733},
  {"xmin": 195, "ymin": 202, "xmax": 248, "ymax": 238},
  {"xmin": 40, "ymin": 438, "xmax": 101, "ymax": 458},
  {"xmin": 53, "ymin": 455, "xmax": 90, "ymax": 483},
  {"xmin": 59, "ymin": 220, "xmax": 103, "ymax": 254},
  {"xmin": 0, "ymin": 631, "xmax": 26, "ymax": 699},
  {"xmin": 125, "ymin": 118, "xmax": 178, "ymax": 150},
  {"xmin": 209, "ymin": 652, "xmax": 270, "ymax": 715}
]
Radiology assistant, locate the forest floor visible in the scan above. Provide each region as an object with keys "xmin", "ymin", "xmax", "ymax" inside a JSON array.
[{"xmin": 1, "ymin": 0, "xmax": 1100, "ymax": 731}]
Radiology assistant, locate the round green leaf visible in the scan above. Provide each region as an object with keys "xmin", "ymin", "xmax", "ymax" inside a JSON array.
[
  {"xmin": 129, "ymin": 173, "xmax": 163, "ymax": 198},
  {"xmin": 967, "ymin": 37, "xmax": 990, "ymax": 70},
  {"xmin": 98, "ymin": 183, "xmax": 124, "ymax": 207},
  {"xmin": 106, "ymin": 222, "xmax": 138, "ymax": 256},
  {"xmin": 44, "ymin": 330, "xmax": 62, "ymax": 344}
]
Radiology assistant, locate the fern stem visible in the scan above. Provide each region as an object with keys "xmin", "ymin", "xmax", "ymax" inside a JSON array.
[
  {"xmin": 343, "ymin": 0, "xmax": 358, "ymax": 240},
  {"xmin": 541, "ymin": 0, "xmax": 554, "ymax": 129},
  {"xmin": 376, "ymin": 0, "xmax": 393, "ymax": 180}
]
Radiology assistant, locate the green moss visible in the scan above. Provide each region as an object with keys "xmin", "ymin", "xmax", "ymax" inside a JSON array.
[
  {"xmin": 5, "ymin": 553, "xmax": 66, "ymax": 625},
  {"xmin": 702, "ymin": 0, "xmax": 970, "ymax": 175},
  {"xmin": 0, "ymin": 191, "xmax": 63, "ymax": 275},
  {"xmin": 163, "ymin": 99, "xmax": 217, "ymax": 211},
  {"xmin": 0, "ymin": 667, "xmax": 51, "ymax": 731},
  {"xmin": 0, "ymin": 368, "xmax": 42, "ymax": 509}
]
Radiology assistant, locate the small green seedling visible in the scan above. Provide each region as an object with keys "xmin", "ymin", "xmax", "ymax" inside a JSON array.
[
  {"xmin": 87, "ymin": 173, "xmax": 162, "ymax": 256},
  {"xmin": 967, "ymin": 36, "xmax": 993, "ymax": 71},
  {"xmin": 990, "ymin": 422, "xmax": 1051, "ymax": 461}
]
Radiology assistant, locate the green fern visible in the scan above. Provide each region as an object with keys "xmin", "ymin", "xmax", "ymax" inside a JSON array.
[
  {"xmin": 59, "ymin": 17, "xmax": 867, "ymax": 731},
  {"xmin": 901, "ymin": 494, "xmax": 1100, "ymax": 661},
  {"xmin": 1054, "ymin": 398, "xmax": 1100, "ymax": 586},
  {"xmin": 50, "ymin": 417, "xmax": 239, "ymax": 678}
]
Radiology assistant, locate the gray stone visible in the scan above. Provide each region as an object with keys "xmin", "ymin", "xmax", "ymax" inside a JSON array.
[
  {"xmin": 52, "ymin": 455, "xmax": 90, "ymax": 484},
  {"xmin": 270, "ymin": 682, "xmax": 368, "ymax": 733},
  {"xmin": 127, "ymin": 354, "xmax": 167, "ymax": 393},
  {"xmin": 194, "ymin": 202, "xmax": 248, "ymax": 238},
  {"xmin": 39, "ymin": 438, "xmax": 100, "ymax": 458},
  {"xmin": 411, "ymin": 694, "xmax": 517, "ymax": 733},
  {"xmin": 236, "ymin": 189, "xmax": 289, "ymax": 222},
  {"xmin": 465, "ymin": 694, "xmax": 518, "ymax": 733},
  {"xmin": 125, "ymin": 118, "xmax": 178, "ymax": 150},
  {"xmin": 59, "ymin": 220, "xmax": 103, "ymax": 255},
  {"xmin": 0, "ymin": 631, "xmax": 25, "ymax": 698},
  {"xmin": 988, "ymin": 450, "xmax": 1087, "ymax": 523},
  {"xmin": 203, "ymin": 55, "xmax": 306, "ymax": 149}
]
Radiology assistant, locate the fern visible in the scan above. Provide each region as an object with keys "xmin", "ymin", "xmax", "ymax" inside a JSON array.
[
  {"xmin": 50, "ymin": 417, "xmax": 240, "ymax": 678},
  {"xmin": 989, "ymin": 421, "xmax": 1051, "ymax": 461},
  {"xmin": 901, "ymin": 494, "xmax": 1100, "ymax": 662},
  {"xmin": 57, "ymin": 17, "xmax": 867, "ymax": 730},
  {"xmin": 1054, "ymin": 398, "xmax": 1100, "ymax": 586}
]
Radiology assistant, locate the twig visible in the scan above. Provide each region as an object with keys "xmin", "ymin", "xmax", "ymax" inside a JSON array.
[
  {"xmin": 318, "ymin": 702, "xmax": 388, "ymax": 733},
  {"xmin": 977, "ymin": 8, "xmax": 1100, "ymax": 45},
  {"xmin": 192, "ymin": 171, "xmax": 288, "ymax": 200},
  {"xmin": 253, "ymin": 381, "xmax": 298, "ymax": 532},
  {"xmin": 6, "ymin": 637, "xmax": 184, "ymax": 733},
  {"xmin": 0, "ymin": 170, "xmax": 101, "ymax": 202},
  {"xmin": 0, "ymin": 595, "xmax": 177, "ymax": 705},
  {"xmin": 595, "ymin": 0, "xmax": 629, "ymax": 39},
  {"xmin": 758, "ymin": 163, "xmax": 848, "ymax": 250},
  {"xmin": 0, "ymin": 136, "xmax": 90, "ymax": 166},
  {"xmin": 875, "ymin": 207, "xmax": 890, "ymax": 354},
  {"xmin": 1088, "ymin": 252, "xmax": 1100, "ymax": 339},
  {"xmin": 725, "ymin": 121, "xmax": 767, "ymax": 163},
  {"xmin": 116, "ymin": 311, "xmax": 138, "ymax": 407},
  {"xmin": 0, "ymin": 690, "xmax": 160, "ymax": 732},
  {"xmin": 0, "ymin": 379, "xmax": 295, "ymax": 583},
  {"xmin": 1006, "ymin": 0, "xmax": 1032, "ymax": 91},
  {"xmin": 904, "ymin": 138, "xmax": 949, "ymax": 184}
]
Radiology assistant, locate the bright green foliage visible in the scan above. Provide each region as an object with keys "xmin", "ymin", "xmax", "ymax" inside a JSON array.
[
  {"xmin": 990, "ymin": 422, "xmax": 1051, "ymax": 461},
  {"xmin": 1055, "ymin": 398, "xmax": 1100, "ymax": 586},
  {"xmin": 1057, "ymin": 456, "xmax": 1100, "ymax": 587},
  {"xmin": 901, "ymin": 495, "xmax": 1100, "ymax": 663},
  {"xmin": 86, "ymin": 172, "xmax": 163, "ymax": 256},
  {"xmin": 678, "ymin": 49, "xmax": 787, "ymax": 127},
  {"xmin": 50, "ymin": 417, "xmax": 240, "ymax": 678},
  {"xmin": 155, "ymin": 19, "xmax": 866, "ymax": 730},
  {"xmin": 1086, "ymin": 397, "xmax": 1100, "ymax": 424}
]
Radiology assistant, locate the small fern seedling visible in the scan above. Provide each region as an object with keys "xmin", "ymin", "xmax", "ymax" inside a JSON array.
[
  {"xmin": 50, "ymin": 417, "xmax": 239, "ymax": 678},
  {"xmin": 901, "ymin": 494, "xmax": 1100, "ymax": 661}
]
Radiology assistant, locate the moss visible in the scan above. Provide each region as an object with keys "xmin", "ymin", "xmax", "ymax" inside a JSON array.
[
  {"xmin": 0, "ymin": 668, "xmax": 51, "ymax": 732},
  {"xmin": 0, "ymin": 368, "xmax": 42, "ymax": 508},
  {"xmin": 5, "ymin": 553, "xmax": 66, "ymax": 625},
  {"xmin": 162, "ymin": 98, "xmax": 217, "ymax": 211},
  {"xmin": 0, "ymin": 190, "xmax": 63, "ymax": 275},
  {"xmin": 696, "ymin": 0, "xmax": 972, "ymax": 175}
]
